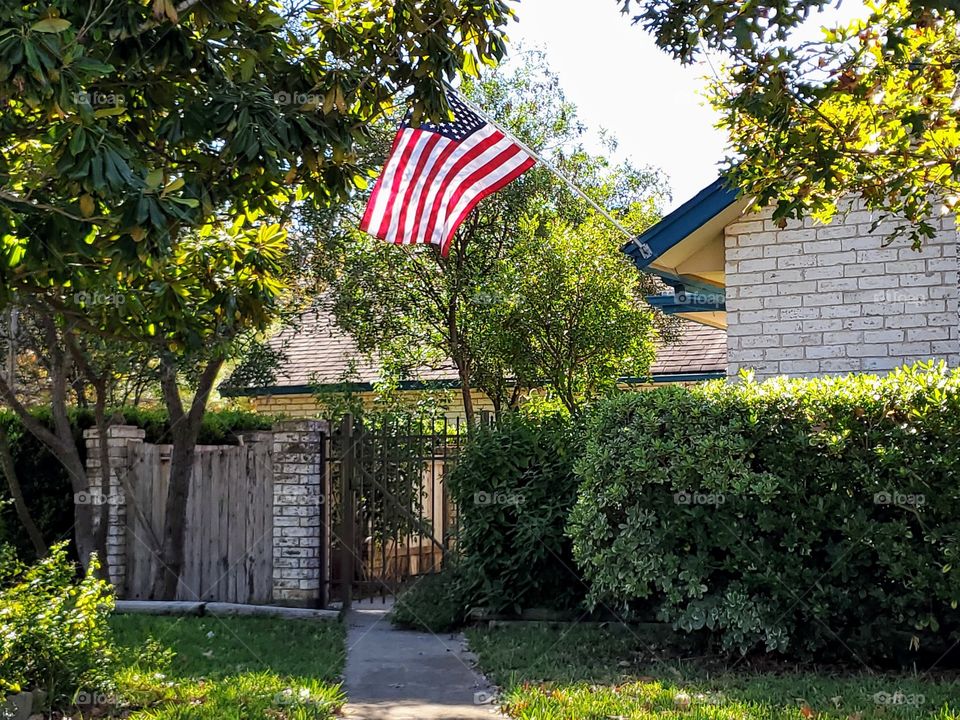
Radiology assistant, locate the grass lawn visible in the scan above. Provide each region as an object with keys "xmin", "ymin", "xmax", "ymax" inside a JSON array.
[
  {"xmin": 466, "ymin": 624, "xmax": 960, "ymax": 720},
  {"xmin": 106, "ymin": 613, "xmax": 346, "ymax": 719}
]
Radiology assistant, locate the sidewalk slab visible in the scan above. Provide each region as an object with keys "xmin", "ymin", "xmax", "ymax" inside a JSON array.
[{"xmin": 342, "ymin": 600, "xmax": 503, "ymax": 720}]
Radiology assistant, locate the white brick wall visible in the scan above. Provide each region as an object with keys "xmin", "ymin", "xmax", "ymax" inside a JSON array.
[
  {"xmin": 725, "ymin": 203, "xmax": 960, "ymax": 379},
  {"xmin": 271, "ymin": 419, "xmax": 326, "ymax": 606}
]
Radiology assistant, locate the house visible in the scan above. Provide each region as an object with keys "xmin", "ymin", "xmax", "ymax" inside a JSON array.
[
  {"xmin": 224, "ymin": 304, "xmax": 727, "ymax": 417},
  {"xmin": 624, "ymin": 178, "xmax": 960, "ymax": 379}
]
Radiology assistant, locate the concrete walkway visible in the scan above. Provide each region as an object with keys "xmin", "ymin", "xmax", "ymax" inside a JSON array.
[{"xmin": 341, "ymin": 599, "xmax": 504, "ymax": 720}]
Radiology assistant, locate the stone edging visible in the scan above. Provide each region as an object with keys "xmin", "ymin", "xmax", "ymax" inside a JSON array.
[{"xmin": 113, "ymin": 600, "xmax": 339, "ymax": 621}]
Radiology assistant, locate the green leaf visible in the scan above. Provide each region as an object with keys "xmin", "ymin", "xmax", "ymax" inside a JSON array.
[
  {"xmin": 31, "ymin": 18, "xmax": 72, "ymax": 33},
  {"xmin": 69, "ymin": 129, "xmax": 86, "ymax": 156},
  {"xmin": 94, "ymin": 106, "xmax": 126, "ymax": 118},
  {"xmin": 162, "ymin": 177, "xmax": 185, "ymax": 194},
  {"xmin": 146, "ymin": 168, "xmax": 164, "ymax": 189}
]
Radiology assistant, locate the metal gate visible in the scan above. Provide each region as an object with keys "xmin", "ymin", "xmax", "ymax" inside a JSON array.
[{"xmin": 326, "ymin": 414, "xmax": 465, "ymax": 607}]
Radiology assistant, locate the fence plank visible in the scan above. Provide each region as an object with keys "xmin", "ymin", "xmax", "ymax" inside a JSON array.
[
  {"xmin": 189, "ymin": 451, "xmax": 203, "ymax": 598},
  {"xmin": 201, "ymin": 449, "xmax": 215, "ymax": 601},
  {"xmin": 153, "ymin": 447, "xmax": 169, "ymax": 598},
  {"xmin": 217, "ymin": 448, "xmax": 230, "ymax": 602},
  {"xmin": 229, "ymin": 446, "xmax": 244, "ymax": 604},
  {"xmin": 118, "ymin": 434, "xmax": 283, "ymax": 605},
  {"xmin": 248, "ymin": 443, "xmax": 267, "ymax": 603},
  {"xmin": 124, "ymin": 442, "xmax": 142, "ymax": 599}
]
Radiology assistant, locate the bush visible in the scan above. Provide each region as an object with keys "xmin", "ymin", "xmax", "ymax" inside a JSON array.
[
  {"xmin": 0, "ymin": 543, "xmax": 116, "ymax": 704},
  {"xmin": 391, "ymin": 570, "xmax": 467, "ymax": 633},
  {"xmin": 569, "ymin": 362, "xmax": 960, "ymax": 663},
  {"xmin": 448, "ymin": 411, "xmax": 584, "ymax": 615},
  {"xmin": 0, "ymin": 407, "xmax": 273, "ymax": 561}
]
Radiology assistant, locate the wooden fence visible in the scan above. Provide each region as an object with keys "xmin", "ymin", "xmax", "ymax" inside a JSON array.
[
  {"xmin": 88, "ymin": 416, "xmax": 466, "ymax": 608},
  {"xmin": 123, "ymin": 441, "xmax": 274, "ymax": 603}
]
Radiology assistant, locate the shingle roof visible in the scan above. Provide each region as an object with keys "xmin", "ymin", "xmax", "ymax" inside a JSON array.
[
  {"xmin": 249, "ymin": 304, "xmax": 727, "ymax": 393},
  {"xmin": 650, "ymin": 321, "xmax": 728, "ymax": 376},
  {"xmin": 263, "ymin": 304, "xmax": 459, "ymax": 387}
]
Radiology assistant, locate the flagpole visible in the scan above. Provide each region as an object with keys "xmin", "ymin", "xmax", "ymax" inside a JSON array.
[{"xmin": 450, "ymin": 86, "xmax": 638, "ymax": 242}]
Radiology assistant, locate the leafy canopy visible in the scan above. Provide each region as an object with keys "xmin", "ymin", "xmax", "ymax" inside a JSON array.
[
  {"xmin": 618, "ymin": 0, "xmax": 960, "ymax": 246},
  {"xmin": 0, "ymin": 0, "xmax": 514, "ymax": 348}
]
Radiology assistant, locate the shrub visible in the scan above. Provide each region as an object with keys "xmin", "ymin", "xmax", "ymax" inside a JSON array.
[
  {"xmin": 0, "ymin": 543, "xmax": 116, "ymax": 704},
  {"xmin": 448, "ymin": 411, "xmax": 584, "ymax": 615},
  {"xmin": 0, "ymin": 407, "xmax": 273, "ymax": 561},
  {"xmin": 391, "ymin": 570, "xmax": 468, "ymax": 633},
  {"xmin": 569, "ymin": 362, "xmax": 960, "ymax": 662}
]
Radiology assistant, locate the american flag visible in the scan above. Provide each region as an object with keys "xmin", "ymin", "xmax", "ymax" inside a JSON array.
[{"xmin": 360, "ymin": 92, "xmax": 536, "ymax": 256}]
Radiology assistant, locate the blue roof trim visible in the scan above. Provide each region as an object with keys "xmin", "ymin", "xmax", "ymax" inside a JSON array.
[
  {"xmin": 645, "ymin": 270, "xmax": 726, "ymax": 317},
  {"xmin": 646, "ymin": 294, "xmax": 726, "ymax": 315},
  {"xmin": 624, "ymin": 371, "xmax": 725, "ymax": 384},
  {"xmin": 223, "ymin": 369, "xmax": 724, "ymax": 397},
  {"xmin": 220, "ymin": 379, "xmax": 462, "ymax": 397},
  {"xmin": 622, "ymin": 177, "xmax": 739, "ymax": 270}
]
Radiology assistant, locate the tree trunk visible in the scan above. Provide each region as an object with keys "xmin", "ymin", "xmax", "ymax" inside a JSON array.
[
  {"xmin": 445, "ymin": 297, "xmax": 475, "ymax": 428},
  {"xmin": 0, "ymin": 323, "xmax": 105, "ymax": 571},
  {"xmin": 459, "ymin": 368, "xmax": 474, "ymax": 425},
  {"xmin": 151, "ymin": 357, "xmax": 223, "ymax": 600},
  {"xmin": 91, "ymin": 386, "xmax": 112, "ymax": 582},
  {"xmin": 0, "ymin": 426, "xmax": 46, "ymax": 557}
]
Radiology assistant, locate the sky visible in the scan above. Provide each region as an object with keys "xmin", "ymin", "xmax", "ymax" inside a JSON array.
[
  {"xmin": 508, "ymin": 0, "xmax": 728, "ymax": 209},
  {"xmin": 508, "ymin": 0, "xmax": 866, "ymax": 210}
]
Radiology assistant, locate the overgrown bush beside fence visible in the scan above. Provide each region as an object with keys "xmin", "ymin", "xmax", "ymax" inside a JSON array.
[
  {"xmin": 0, "ymin": 543, "xmax": 115, "ymax": 705},
  {"xmin": 0, "ymin": 408, "xmax": 272, "ymax": 560},
  {"xmin": 448, "ymin": 411, "xmax": 583, "ymax": 615},
  {"xmin": 569, "ymin": 362, "xmax": 960, "ymax": 662}
]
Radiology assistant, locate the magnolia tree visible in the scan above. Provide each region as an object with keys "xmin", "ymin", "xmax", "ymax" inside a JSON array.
[
  {"xmin": 0, "ymin": 0, "xmax": 513, "ymax": 596},
  {"xmin": 617, "ymin": 0, "xmax": 960, "ymax": 246}
]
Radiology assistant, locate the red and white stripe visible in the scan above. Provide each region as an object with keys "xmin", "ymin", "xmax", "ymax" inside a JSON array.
[{"xmin": 360, "ymin": 122, "xmax": 535, "ymax": 256}]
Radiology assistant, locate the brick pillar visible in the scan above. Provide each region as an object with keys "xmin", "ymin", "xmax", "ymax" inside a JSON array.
[
  {"xmin": 83, "ymin": 425, "xmax": 145, "ymax": 592},
  {"xmin": 271, "ymin": 419, "xmax": 327, "ymax": 607}
]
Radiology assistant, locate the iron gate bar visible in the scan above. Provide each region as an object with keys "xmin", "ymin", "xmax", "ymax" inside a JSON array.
[
  {"xmin": 339, "ymin": 414, "xmax": 355, "ymax": 611},
  {"xmin": 353, "ymin": 444, "xmax": 447, "ymax": 555},
  {"xmin": 326, "ymin": 412, "xmax": 469, "ymax": 604}
]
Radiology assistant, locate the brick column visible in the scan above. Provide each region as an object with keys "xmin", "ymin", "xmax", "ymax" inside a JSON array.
[
  {"xmin": 271, "ymin": 419, "xmax": 327, "ymax": 606},
  {"xmin": 83, "ymin": 425, "xmax": 145, "ymax": 592}
]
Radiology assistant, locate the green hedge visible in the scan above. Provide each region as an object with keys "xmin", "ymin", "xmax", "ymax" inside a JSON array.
[
  {"xmin": 569, "ymin": 362, "xmax": 960, "ymax": 662},
  {"xmin": 447, "ymin": 411, "xmax": 583, "ymax": 615},
  {"xmin": 0, "ymin": 407, "xmax": 273, "ymax": 561}
]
